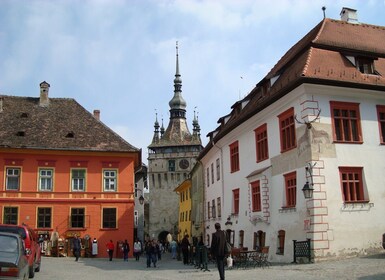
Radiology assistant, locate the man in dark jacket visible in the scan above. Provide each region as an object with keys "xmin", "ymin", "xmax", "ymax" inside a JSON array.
[
  {"xmin": 72, "ymin": 234, "xmax": 81, "ymax": 262},
  {"xmin": 211, "ymin": 223, "xmax": 227, "ymax": 280}
]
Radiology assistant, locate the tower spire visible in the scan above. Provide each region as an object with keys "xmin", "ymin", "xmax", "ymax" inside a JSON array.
[
  {"xmin": 169, "ymin": 41, "xmax": 186, "ymax": 116},
  {"xmin": 152, "ymin": 110, "xmax": 160, "ymax": 144}
]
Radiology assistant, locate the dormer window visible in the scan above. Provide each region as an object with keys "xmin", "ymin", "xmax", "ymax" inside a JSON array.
[
  {"xmin": 20, "ymin": 112, "xmax": 29, "ymax": 118},
  {"xmin": 16, "ymin": 131, "xmax": 25, "ymax": 137},
  {"xmin": 66, "ymin": 132, "xmax": 75, "ymax": 138},
  {"xmin": 356, "ymin": 57, "xmax": 374, "ymax": 74}
]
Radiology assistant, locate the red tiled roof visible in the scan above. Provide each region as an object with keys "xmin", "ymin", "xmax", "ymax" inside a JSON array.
[
  {"xmin": 200, "ymin": 18, "xmax": 385, "ymax": 157},
  {"xmin": 0, "ymin": 95, "xmax": 139, "ymax": 153}
]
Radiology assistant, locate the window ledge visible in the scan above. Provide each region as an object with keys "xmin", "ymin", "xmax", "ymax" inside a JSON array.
[
  {"xmin": 341, "ymin": 202, "xmax": 374, "ymax": 212},
  {"xmin": 332, "ymin": 141, "xmax": 363, "ymax": 144},
  {"xmin": 279, "ymin": 207, "xmax": 296, "ymax": 213}
]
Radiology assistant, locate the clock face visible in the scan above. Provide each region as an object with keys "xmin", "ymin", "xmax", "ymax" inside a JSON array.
[{"xmin": 179, "ymin": 159, "xmax": 189, "ymax": 169}]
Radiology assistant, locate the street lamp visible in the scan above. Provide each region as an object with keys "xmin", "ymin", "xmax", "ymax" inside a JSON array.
[{"xmin": 302, "ymin": 181, "xmax": 313, "ymax": 199}]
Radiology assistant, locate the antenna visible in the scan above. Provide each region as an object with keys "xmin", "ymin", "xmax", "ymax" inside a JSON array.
[{"xmin": 322, "ymin": 6, "xmax": 326, "ymax": 19}]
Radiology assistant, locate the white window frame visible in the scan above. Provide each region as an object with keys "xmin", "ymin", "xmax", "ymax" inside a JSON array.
[
  {"xmin": 71, "ymin": 169, "xmax": 86, "ymax": 191},
  {"xmin": 39, "ymin": 168, "xmax": 53, "ymax": 191},
  {"xmin": 6, "ymin": 168, "xmax": 20, "ymax": 190},
  {"xmin": 103, "ymin": 170, "xmax": 117, "ymax": 192}
]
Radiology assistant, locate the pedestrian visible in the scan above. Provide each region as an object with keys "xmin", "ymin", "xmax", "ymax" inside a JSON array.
[
  {"xmin": 122, "ymin": 239, "xmax": 130, "ymax": 261},
  {"xmin": 170, "ymin": 239, "xmax": 177, "ymax": 259},
  {"xmin": 92, "ymin": 238, "xmax": 98, "ymax": 257},
  {"xmin": 134, "ymin": 238, "xmax": 142, "ymax": 261},
  {"xmin": 157, "ymin": 240, "xmax": 163, "ymax": 260},
  {"xmin": 181, "ymin": 234, "xmax": 190, "ymax": 265},
  {"xmin": 106, "ymin": 240, "xmax": 114, "ymax": 261},
  {"xmin": 151, "ymin": 239, "xmax": 159, "ymax": 267},
  {"xmin": 145, "ymin": 240, "xmax": 158, "ymax": 268},
  {"xmin": 211, "ymin": 223, "xmax": 227, "ymax": 280},
  {"xmin": 72, "ymin": 234, "xmax": 81, "ymax": 262}
]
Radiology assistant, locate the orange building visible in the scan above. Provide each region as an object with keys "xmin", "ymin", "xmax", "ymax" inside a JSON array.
[{"xmin": 0, "ymin": 82, "xmax": 141, "ymax": 258}]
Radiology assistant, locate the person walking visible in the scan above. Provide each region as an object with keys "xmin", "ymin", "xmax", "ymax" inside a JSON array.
[
  {"xmin": 181, "ymin": 234, "xmax": 190, "ymax": 265},
  {"xmin": 170, "ymin": 239, "xmax": 177, "ymax": 259},
  {"xmin": 133, "ymin": 238, "xmax": 142, "ymax": 261},
  {"xmin": 122, "ymin": 239, "xmax": 130, "ymax": 261},
  {"xmin": 72, "ymin": 234, "xmax": 81, "ymax": 262},
  {"xmin": 211, "ymin": 223, "xmax": 227, "ymax": 280},
  {"xmin": 106, "ymin": 240, "xmax": 114, "ymax": 261},
  {"xmin": 145, "ymin": 240, "xmax": 152, "ymax": 268}
]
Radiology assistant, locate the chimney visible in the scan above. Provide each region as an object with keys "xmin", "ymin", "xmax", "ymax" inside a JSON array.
[
  {"xmin": 39, "ymin": 81, "xmax": 50, "ymax": 107},
  {"xmin": 340, "ymin": 7, "xmax": 358, "ymax": 24},
  {"xmin": 93, "ymin": 109, "xmax": 100, "ymax": 121}
]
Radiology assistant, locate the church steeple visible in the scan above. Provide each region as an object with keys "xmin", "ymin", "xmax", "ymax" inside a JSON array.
[{"xmin": 168, "ymin": 41, "xmax": 187, "ymax": 118}]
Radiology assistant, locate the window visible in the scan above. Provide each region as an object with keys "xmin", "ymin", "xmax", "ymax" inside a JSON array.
[
  {"xmin": 37, "ymin": 208, "xmax": 52, "ymax": 228},
  {"xmin": 211, "ymin": 163, "xmax": 214, "ymax": 184},
  {"xmin": 377, "ymin": 105, "xmax": 385, "ymax": 144},
  {"xmin": 217, "ymin": 197, "xmax": 222, "ymax": 218},
  {"xmin": 168, "ymin": 160, "xmax": 175, "ymax": 171},
  {"xmin": 251, "ymin": 180, "xmax": 262, "ymax": 212},
  {"xmin": 158, "ymin": 173, "xmax": 162, "ymax": 188},
  {"xmin": 278, "ymin": 108, "xmax": 296, "ymax": 152},
  {"xmin": 330, "ymin": 101, "xmax": 362, "ymax": 143},
  {"xmin": 3, "ymin": 207, "xmax": 18, "ymax": 224},
  {"xmin": 71, "ymin": 208, "xmax": 85, "ymax": 228},
  {"xmin": 6, "ymin": 168, "xmax": 20, "ymax": 190},
  {"xmin": 212, "ymin": 199, "xmax": 216, "ymax": 218},
  {"xmin": 356, "ymin": 57, "xmax": 374, "ymax": 74},
  {"xmin": 207, "ymin": 201, "xmax": 211, "ymax": 219},
  {"xmin": 216, "ymin": 158, "xmax": 220, "ymax": 181},
  {"xmin": 103, "ymin": 208, "xmax": 117, "ymax": 228},
  {"xmin": 255, "ymin": 123, "xmax": 269, "ymax": 162},
  {"xmin": 206, "ymin": 167, "xmax": 210, "ymax": 187},
  {"xmin": 39, "ymin": 169, "xmax": 53, "ymax": 191},
  {"xmin": 239, "ymin": 230, "xmax": 244, "ymax": 248},
  {"xmin": 339, "ymin": 167, "xmax": 366, "ymax": 203},
  {"xmin": 232, "ymin": 188, "xmax": 240, "ymax": 214},
  {"xmin": 229, "ymin": 141, "xmax": 240, "ymax": 173},
  {"xmin": 71, "ymin": 169, "xmax": 86, "ymax": 191},
  {"xmin": 134, "ymin": 210, "xmax": 138, "ymax": 226},
  {"xmin": 284, "ymin": 171, "xmax": 296, "ymax": 208},
  {"xmin": 104, "ymin": 170, "xmax": 117, "ymax": 191},
  {"xmin": 277, "ymin": 230, "xmax": 285, "ymax": 255}
]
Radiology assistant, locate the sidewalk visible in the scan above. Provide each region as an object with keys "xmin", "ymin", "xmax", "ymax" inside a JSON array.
[{"xmin": 37, "ymin": 251, "xmax": 385, "ymax": 280}]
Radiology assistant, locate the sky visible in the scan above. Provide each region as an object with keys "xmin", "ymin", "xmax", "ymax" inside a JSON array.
[{"xmin": 1, "ymin": 0, "xmax": 385, "ymax": 163}]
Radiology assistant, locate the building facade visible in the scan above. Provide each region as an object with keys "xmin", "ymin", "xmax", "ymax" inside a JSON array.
[
  {"xmin": 147, "ymin": 44, "xmax": 202, "ymax": 241},
  {"xmin": 199, "ymin": 8, "xmax": 385, "ymax": 262},
  {"xmin": 0, "ymin": 82, "xmax": 141, "ymax": 258},
  {"xmin": 174, "ymin": 179, "xmax": 192, "ymax": 242}
]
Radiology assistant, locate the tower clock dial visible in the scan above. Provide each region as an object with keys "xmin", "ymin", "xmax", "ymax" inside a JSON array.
[{"xmin": 179, "ymin": 159, "xmax": 189, "ymax": 169}]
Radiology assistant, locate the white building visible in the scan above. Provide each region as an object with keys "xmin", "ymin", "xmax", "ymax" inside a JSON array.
[{"xmin": 199, "ymin": 8, "xmax": 385, "ymax": 262}]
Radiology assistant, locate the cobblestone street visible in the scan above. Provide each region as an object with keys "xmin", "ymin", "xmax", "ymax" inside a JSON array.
[{"xmin": 36, "ymin": 252, "xmax": 385, "ymax": 280}]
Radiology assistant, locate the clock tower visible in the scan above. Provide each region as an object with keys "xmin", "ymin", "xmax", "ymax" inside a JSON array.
[{"xmin": 147, "ymin": 43, "xmax": 202, "ymax": 241}]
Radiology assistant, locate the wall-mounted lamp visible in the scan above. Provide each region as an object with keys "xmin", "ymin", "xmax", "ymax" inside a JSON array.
[
  {"xmin": 139, "ymin": 195, "xmax": 145, "ymax": 205},
  {"xmin": 302, "ymin": 163, "xmax": 316, "ymax": 199},
  {"xmin": 225, "ymin": 215, "xmax": 233, "ymax": 226}
]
